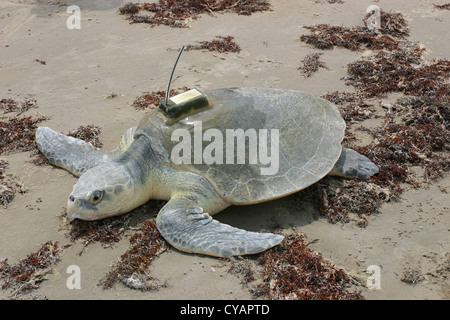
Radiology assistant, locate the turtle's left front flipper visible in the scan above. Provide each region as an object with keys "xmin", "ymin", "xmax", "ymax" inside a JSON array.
[
  {"xmin": 36, "ymin": 126, "xmax": 135, "ymax": 177},
  {"xmin": 156, "ymin": 195, "xmax": 284, "ymax": 258}
]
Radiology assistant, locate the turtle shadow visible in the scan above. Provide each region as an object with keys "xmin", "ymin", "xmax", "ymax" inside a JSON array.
[
  {"xmin": 122, "ymin": 190, "xmax": 320, "ymax": 240},
  {"xmin": 215, "ymin": 190, "xmax": 321, "ymax": 234}
]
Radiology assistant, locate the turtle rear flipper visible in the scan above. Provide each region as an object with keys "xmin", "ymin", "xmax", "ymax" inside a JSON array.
[
  {"xmin": 156, "ymin": 195, "xmax": 284, "ymax": 258},
  {"xmin": 36, "ymin": 126, "xmax": 136, "ymax": 177},
  {"xmin": 328, "ymin": 148, "xmax": 378, "ymax": 179}
]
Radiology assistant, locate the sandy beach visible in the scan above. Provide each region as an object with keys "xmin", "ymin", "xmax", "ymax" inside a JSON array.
[{"xmin": 0, "ymin": 0, "xmax": 448, "ymax": 300}]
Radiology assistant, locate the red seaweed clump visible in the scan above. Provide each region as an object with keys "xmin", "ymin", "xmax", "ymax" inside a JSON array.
[
  {"xmin": 301, "ymin": 24, "xmax": 400, "ymax": 51},
  {"xmin": 301, "ymin": 10, "xmax": 409, "ymax": 51},
  {"xmin": 186, "ymin": 36, "xmax": 241, "ymax": 53},
  {"xmin": 119, "ymin": 0, "xmax": 272, "ymax": 28},
  {"xmin": 66, "ymin": 211, "xmax": 128, "ymax": 255},
  {"xmin": 256, "ymin": 234, "xmax": 362, "ymax": 300},
  {"xmin": 99, "ymin": 220, "xmax": 168, "ymax": 290},
  {"xmin": 0, "ymin": 98, "xmax": 37, "ymax": 114},
  {"xmin": 433, "ymin": 3, "xmax": 450, "ymax": 10},
  {"xmin": 345, "ymin": 49, "xmax": 448, "ymax": 98},
  {"xmin": 0, "ymin": 97, "xmax": 46, "ymax": 155},
  {"xmin": 0, "ymin": 160, "xmax": 26, "ymax": 208},
  {"xmin": 363, "ymin": 10, "xmax": 410, "ymax": 38},
  {"xmin": 356, "ymin": 119, "xmax": 450, "ymax": 183},
  {"xmin": 300, "ymin": 9, "xmax": 450, "ymax": 224},
  {"xmin": 313, "ymin": 92, "xmax": 449, "ymax": 224},
  {"xmin": 298, "ymin": 52, "xmax": 328, "ymax": 77},
  {"xmin": 0, "ymin": 115, "xmax": 45, "ymax": 155},
  {"xmin": 322, "ymin": 91, "xmax": 374, "ymax": 123},
  {"xmin": 0, "ymin": 241, "xmax": 59, "ymax": 296},
  {"xmin": 67, "ymin": 124, "xmax": 103, "ymax": 148},
  {"xmin": 63, "ymin": 200, "xmax": 164, "ymax": 256}
]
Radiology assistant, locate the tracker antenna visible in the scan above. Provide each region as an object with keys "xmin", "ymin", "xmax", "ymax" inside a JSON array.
[{"xmin": 165, "ymin": 46, "xmax": 185, "ymax": 105}]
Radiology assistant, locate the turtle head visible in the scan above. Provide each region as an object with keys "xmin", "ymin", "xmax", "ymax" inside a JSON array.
[{"xmin": 67, "ymin": 162, "xmax": 139, "ymax": 220}]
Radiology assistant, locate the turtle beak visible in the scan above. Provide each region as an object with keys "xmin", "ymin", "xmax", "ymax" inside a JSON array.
[
  {"xmin": 67, "ymin": 195, "xmax": 81, "ymax": 220},
  {"xmin": 66, "ymin": 194, "xmax": 109, "ymax": 221},
  {"xmin": 66, "ymin": 194, "xmax": 94, "ymax": 220}
]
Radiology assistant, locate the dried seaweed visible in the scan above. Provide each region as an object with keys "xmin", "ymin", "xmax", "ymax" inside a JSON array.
[
  {"xmin": 0, "ymin": 160, "xmax": 26, "ymax": 208},
  {"xmin": 118, "ymin": 2, "xmax": 140, "ymax": 14},
  {"xmin": 298, "ymin": 52, "xmax": 328, "ymax": 77},
  {"xmin": 34, "ymin": 59, "xmax": 46, "ymax": 65},
  {"xmin": 61, "ymin": 197, "xmax": 167, "ymax": 289},
  {"xmin": 0, "ymin": 113, "xmax": 49, "ymax": 155},
  {"xmin": 301, "ymin": 11, "xmax": 409, "ymax": 52},
  {"xmin": 0, "ymin": 99, "xmax": 18, "ymax": 113},
  {"xmin": 313, "ymin": 100, "xmax": 449, "ymax": 223},
  {"xmin": 315, "ymin": 0, "xmax": 344, "ymax": 4},
  {"xmin": 0, "ymin": 97, "xmax": 44, "ymax": 155},
  {"xmin": 186, "ymin": 36, "xmax": 241, "ymax": 53},
  {"xmin": 0, "ymin": 98, "xmax": 37, "ymax": 115},
  {"xmin": 358, "ymin": 120, "xmax": 449, "ymax": 181},
  {"xmin": 67, "ymin": 124, "xmax": 103, "ymax": 148},
  {"xmin": 132, "ymin": 87, "xmax": 191, "ymax": 110},
  {"xmin": 0, "ymin": 99, "xmax": 44, "ymax": 206},
  {"xmin": 105, "ymin": 92, "xmax": 118, "ymax": 99},
  {"xmin": 256, "ymin": 234, "xmax": 362, "ymax": 300},
  {"xmin": 119, "ymin": 0, "xmax": 272, "ymax": 28},
  {"xmin": 339, "ymin": 17, "xmax": 450, "ymax": 185},
  {"xmin": 63, "ymin": 200, "xmax": 164, "ymax": 255},
  {"xmin": 317, "ymin": 38, "xmax": 449, "ymax": 223},
  {"xmin": 59, "ymin": 200, "xmax": 166, "ymax": 291},
  {"xmin": 315, "ymin": 109, "xmax": 449, "ymax": 224},
  {"xmin": 0, "ymin": 241, "xmax": 59, "ymax": 296},
  {"xmin": 228, "ymin": 260, "xmax": 257, "ymax": 285},
  {"xmin": 363, "ymin": 10, "xmax": 410, "ymax": 38},
  {"xmin": 321, "ymin": 91, "xmax": 361, "ymax": 105},
  {"xmin": 300, "ymin": 24, "xmax": 400, "ymax": 51},
  {"xmin": 433, "ymin": 3, "xmax": 450, "ymax": 10},
  {"xmin": 345, "ymin": 49, "xmax": 448, "ymax": 98},
  {"xmin": 99, "ymin": 220, "xmax": 167, "ymax": 290},
  {"xmin": 63, "ymin": 208, "xmax": 133, "ymax": 255},
  {"xmin": 401, "ymin": 268, "xmax": 424, "ymax": 284},
  {"xmin": 64, "ymin": 211, "xmax": 129, "ymax": 254},
  {"xmin": 320, "ymin": 179, "xmax": 392, "ymax": 224},
  {"xmin": 322, "ymin": 91, "xmax": 374, "ymax": 122},
  {"xmin": 399, "ymin": 96, "xmax": 450, "ymax": 131}
]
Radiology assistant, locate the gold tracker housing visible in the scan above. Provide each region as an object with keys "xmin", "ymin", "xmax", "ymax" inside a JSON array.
[{"xmin": 159, "ymin": 88, "xmax": 211, "ymax": 125}]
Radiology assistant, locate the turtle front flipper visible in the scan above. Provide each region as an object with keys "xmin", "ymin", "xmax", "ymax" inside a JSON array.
[
  {"xmin": 156, "ymin": 195, "xmax": 284, "ymax": 258},
  {"xmin": 36, "ymin": 126, "xmax": 136, "ymax": 177}
]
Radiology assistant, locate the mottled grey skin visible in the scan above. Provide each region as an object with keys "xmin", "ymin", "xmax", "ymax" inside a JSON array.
[
  {"xmin": 328, "ymin": 148, "xmax": 379, "ymax": 179},
  {"xmin": 36, "ymin": 126, "xmax": 136, "ymax": 177},
  {"xmin": 36, "ymin": 87, "xmax": 378, "ymax": 258}
]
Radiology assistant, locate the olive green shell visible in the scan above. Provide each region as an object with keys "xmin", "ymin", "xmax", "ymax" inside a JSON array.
[{"xmin": 135, "ymin": 87, "xmax": 345, "ymax": 205}]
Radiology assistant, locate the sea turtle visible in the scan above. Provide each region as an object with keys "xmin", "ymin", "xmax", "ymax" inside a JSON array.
[{"xmin": 36, "ymin": 87, "xmax": 378, "ymax": 258}]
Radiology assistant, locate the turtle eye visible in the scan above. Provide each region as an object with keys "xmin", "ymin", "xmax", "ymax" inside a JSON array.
[{"xmin": 90, "ymin": 190, "xmax": 104, "ymax": 204}]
